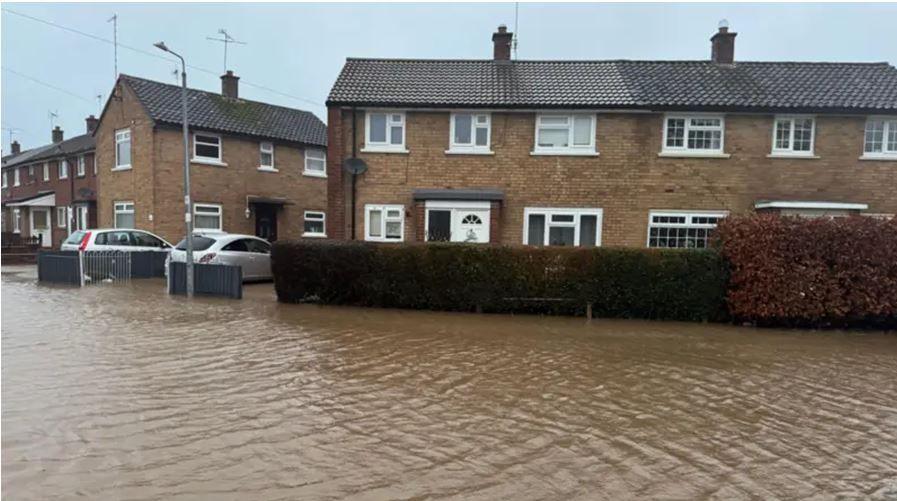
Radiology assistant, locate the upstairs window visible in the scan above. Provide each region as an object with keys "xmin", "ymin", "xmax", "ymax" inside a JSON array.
[
  {"xmin": 113, "ymin": 201, "xmax": 135, "ymax": 229},
  {"xmin": 43, "ymin": 162, "xmax": 49, "ymax": 181},
  {"xmin": 449, "ymin": 113, "xmax": 491, "ymax": 153},
  {"xmin": 58, "ymin": 159, "xmax": 68, "ymax": 179},
  {"xmin": 13, "ymin": 168, "xmax": 20, "ymax": 186},
  {"xmin": 115, "ymin": 129, "xmax": 131, "ymax": 169},
  {"xmin": 863, "ymin": 118, "xmax": 897, "ymax": 159},
  {"xmin": 193, "ymin": 133, "xmax": 222, "ymax": 163},
  {"xmin": 662, "ymin": 115, "xmax": 725, "ymax": 155},
  {"xmin": 259, "ymin": 142, "xmax": 275, "ymax": 170},
  {"xmin": 772, "ymin": 116, "xmax": 815, "ymax": 156},
  {"xmin": 193, "ymin": 203, "xmax": 223, "ymax": 231},
  {"xmin": 304, "ymin": 149, "xmax": 326, "ymax": 177},
  {"xmin": 77, "ymin": 156, "xmax": 86, "ymax": 176},
  {"xmin": 2, "ymin": 171, "xmax": 7, "ymax": 188},
  {"xmin": 647, "ymin": 211, "xmax": 726, "ymax": 249},
  {"xmin": 534, "ymin": 114, "xmax": 596, "ymax": 154},
  {"xmin": 365, "ymin": 204, "xmax": 404, "ymax": 242},
  {"xmin": 365, "ymin": 112, "xmax": 405, "ymax": 152}
]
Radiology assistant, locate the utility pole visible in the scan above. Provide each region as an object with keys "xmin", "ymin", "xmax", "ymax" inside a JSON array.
[
  {"xmin": 108, "ymin": 14, "xmax": 118, "ymax": 79},
  {"xmin": 206, "ymin": 29, "xmax": 246, "ymax": 73}
]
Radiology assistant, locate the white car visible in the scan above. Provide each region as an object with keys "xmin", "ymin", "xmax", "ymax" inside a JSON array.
[
  {"xmin": 167, "ymin": 233, "xmax": 272, "ymax": 282},
  {"xmin": 61, "ymin": 229, "xmax": 173, "ymax": 252}
]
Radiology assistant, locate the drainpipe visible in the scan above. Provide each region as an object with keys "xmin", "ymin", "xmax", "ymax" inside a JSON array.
[
  {"xmin": 351, "ymin": 107, "xmax": 357, "ymax": 240},
  {"xmin": 68, "ymin": 155, "xmax": 74, "ymax": 236}
]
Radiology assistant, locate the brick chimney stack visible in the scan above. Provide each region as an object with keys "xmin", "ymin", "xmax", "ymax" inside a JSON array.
[
  {"xmin": 711, "ymin": 20, "xmax": 737, "ymax": 64},
  {"xmin": 221, "ymin": 70, "xmax": 239, "ymax": 99},
  {"xmin": 86, "ymin": 115, "xmax": 99, "ymax": 134},
  {"xmin": 11, "ymin": 140, "xmax": 21, "ymax": 155},
  {"xmin": 52, "ymin": 126, "xmax": 64, "ymax": 143},
  {"xmin": 492, "ymin": 25, "xmax": 513, "ymax": 61}
]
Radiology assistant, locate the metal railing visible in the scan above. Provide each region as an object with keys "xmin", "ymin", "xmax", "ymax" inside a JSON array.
[{"xmin": 80, "ymin": 251, "xmax": 132, "ymax": 285}]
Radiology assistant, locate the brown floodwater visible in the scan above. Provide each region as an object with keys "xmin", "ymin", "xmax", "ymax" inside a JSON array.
[{"xmin": 2, "ymin": 265, "xmax": 897, "ymax": 500}]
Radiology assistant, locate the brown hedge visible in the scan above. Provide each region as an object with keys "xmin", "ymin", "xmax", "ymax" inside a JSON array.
[
  {"xmin": 715, "ymin": 214, "xmax": 897, "ymax": 327},
  {"xmin": 271, "ymin": 241, "xmax": 729, "ymax": 322}
]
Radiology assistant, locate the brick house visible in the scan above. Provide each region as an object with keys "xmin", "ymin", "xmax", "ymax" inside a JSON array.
[
  {"xmin": 325, "ymin": 24, "xmax": 897, "ymax": 248},
  {"xmin": 1, "ymin": 118, "xmax": 98, "ymax": 248},
  {"xmin": 94, "ymin": 72, "xmax": 328, "ymax": 244}
]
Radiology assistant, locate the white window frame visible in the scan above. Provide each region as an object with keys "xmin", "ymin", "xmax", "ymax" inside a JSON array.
[
  {"xmin": 303, "ymin": 148, "xmax": 327, "ymax": 178},
  {"xmin": 303, "ymin": 210, "xmax": 327, "ymax": 237},
  {"xmin": 114, "ymin": 128, "xmax": 132, "ymax": 170},
  {"xmin": 13, "ymin": 208, "xmax": 21, "ymax": 233},
  {"xmin": 193, "ymin": 203, "xmax": 223, "ymax": 232},
  {"xmin": 770, "ymin": 116, "xmax": 816, "ymax": 157},
  {"xmin": 77, "ymin": 155, "xmax": 86, "ymax": 176},
  {"xmin": 522, "ymin": 207, "xmax": 603, "ymax": 247},
  {"xmin": 192, "ymin": 132, "xmax": 224, "ymax": 165},
  {"xmin": 93, "ymin": 155, "xmax": 97, "ymax": 175},
  {"xmin": 646, "ymin": 210, "xmax": 728, "ymax": 249},
  {"xmin": 75, "ymin": 205, "xmax": 88, "ymax": 231},
  {"xmin": 2, "ymin": 171, "xmax": 7, "ymax": 188},
  {"xmin": 58, "ymin": 159, "xmax": 69, "ymax": 179},
  {"xmin": 532, "ymin": 113, "xmax": 597, "ymax": 155},
  {"xmin": 861, "ymin": 117, "xmax": 897, "ymax": 160},
  {"xmin": 365, "ymin": 204, "xmax": 404, "ymax": 242},
  {"xmin": 259, "ymin": 142, "xmax": 276, "ymax": 171},
  {"xmin": 28, "ymin": 165, "xmax": 34, "ymax": 179},
  {"xmin": 363, "ymin": 111, "xmax": 407, "ymax": 153},
  {"xmin": 447, "ymin": 112, "xmax": 492, "ymax": 154},
  {"xmin": 660, "ymin": 114, "xmax": 728, "ymax": 157},
  {"xmin": 113, "ymin": 201, "xmax": 134, "ymax": 229},
  {"xmin": 56, "ymin": 206, "xmax": 67, "ymax": 228},
  {"xmin": 13, "ymin": 167, "xmax": 20, "ymax": 186},
  {"xmin": 43, "ymin": 162, "xmax": 49, "ymax": 181}
]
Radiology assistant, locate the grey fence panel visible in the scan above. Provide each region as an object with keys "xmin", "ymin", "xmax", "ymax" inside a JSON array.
[
  {"xmin": 168, "ymin": 262, "xmax": 242, "ymax": 299},
  {"xmin": 37, "ymin": 251, "xmax": 81, "ymax": 285},
  {"xmin": 130, "ymin": 252, "xmax": 168, "ymax": 278}
]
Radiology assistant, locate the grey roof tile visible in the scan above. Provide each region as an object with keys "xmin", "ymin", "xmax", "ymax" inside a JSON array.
[
  {"xmin": 122, "ymin": 75, "xmax": 327, "ymax": 146},
  {"xmin": 2, "ymin": 135, "xmax": 94, "ymax": 170}
]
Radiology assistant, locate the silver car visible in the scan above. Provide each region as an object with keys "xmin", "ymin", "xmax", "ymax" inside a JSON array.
[{"xmin": 167, "ymin": 233, "xmax": 272, "ymax": 282}]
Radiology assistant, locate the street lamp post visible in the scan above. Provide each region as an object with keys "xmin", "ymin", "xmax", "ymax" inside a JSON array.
[{"xmin": 154, "ymin": 41, "xmax": 194, "ymax": 297}]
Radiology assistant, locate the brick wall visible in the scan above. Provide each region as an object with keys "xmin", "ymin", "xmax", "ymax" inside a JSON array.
[
  {"xmin": 327, "ymin": 108, "xmax": 897, "ymax": 247},
  {"xmin": 97, "ymin": 80, "xmax": 328, "ymax": 244}
]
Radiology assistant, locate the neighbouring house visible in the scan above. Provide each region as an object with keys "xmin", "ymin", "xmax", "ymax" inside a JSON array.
[
  {"xmin": 325, "ymin": 23, "xmax": 897, "ymax": 248},
  {"xmin": 94, "ymin": 71, "xmax": 328, "ymax": 244},
  {"xmin": 1, "ymin": 118, "xmax": 98, "ymax": 248}
]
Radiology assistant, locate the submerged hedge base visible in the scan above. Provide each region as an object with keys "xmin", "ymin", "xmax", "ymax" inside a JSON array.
[
  {"xmin": 272, "ymin": 241, "xmax": 729, "ymax": 322},
  {"xmin": 717, "ymin": 214, "xmax": 897, "ymax": 328}
]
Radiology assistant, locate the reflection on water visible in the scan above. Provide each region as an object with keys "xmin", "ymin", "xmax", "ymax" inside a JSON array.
[{"xmin": 2, "ymin": 266, "xmax": 897, "ymax": 500}]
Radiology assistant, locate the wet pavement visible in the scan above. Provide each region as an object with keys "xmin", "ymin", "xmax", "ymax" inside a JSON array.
[{"xmin": 2, "ymin": 265, "xmax": 897, "ymax": 500}]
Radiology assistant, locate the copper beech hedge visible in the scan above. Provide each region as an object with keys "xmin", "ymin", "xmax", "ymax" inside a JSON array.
[{"xmin": 715, "ymin": 214, "xmax": 897, "ymax": 327}]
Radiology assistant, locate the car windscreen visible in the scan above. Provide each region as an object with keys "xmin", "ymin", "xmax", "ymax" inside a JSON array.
[
  {"xmin": 175, "ymin": 236, "xmax": 216, "ymax": 251},
  {"xmin": 64, "ymin": 231, "xmax": 86, "ymax": 245}
]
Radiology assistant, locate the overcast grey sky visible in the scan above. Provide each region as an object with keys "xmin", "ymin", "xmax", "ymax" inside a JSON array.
[{"xmin": 2, "ymin": 2, "xmax": 896, "ymax": 152}]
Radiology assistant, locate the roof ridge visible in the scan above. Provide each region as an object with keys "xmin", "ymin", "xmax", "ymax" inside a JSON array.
[{"xmin": 344, "ymin": 58, "xmax": 894, "ymax": 66}]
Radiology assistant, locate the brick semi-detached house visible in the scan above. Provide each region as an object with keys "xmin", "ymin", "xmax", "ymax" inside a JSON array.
[
  {"xmin": 1, "ymin": 118, "xmax": 98, "ymax": 248},
  {"xmin": 325, "ymin": 24, "xmax": 897, "ymax": 248},
  {"xmin": 95, "ymin": 72, "xmax": 328, "ymax": 244}
]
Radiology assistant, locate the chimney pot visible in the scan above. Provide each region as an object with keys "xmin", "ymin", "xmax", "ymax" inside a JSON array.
[
  {"xmin": 11, "ymin": 140, "xmax": 21, "ymax": 155},
  {"xmin": 492, "ymin": 25, "xmax": 513, "ymax": 61},
  {"xmin": 52, "ymin": 126, "xmax": 64, "ymax": 143},
  {"xmin": 221, "ymin": 70, "xmax": 240, "ymax": 99},
  {"xmin": 710, "ymin": 21, "xmax": 737, "ymax": 64},
  {"xmin": 85, "ymin": 115, "xmax": 99, "ymax": 134}
]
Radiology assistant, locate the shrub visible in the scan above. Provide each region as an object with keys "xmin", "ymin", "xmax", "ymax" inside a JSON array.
[
  {"xmin": 271, "ymin": 241, "xmax": 729, "ymax": 322},
  {"xmin": 716, "ymin": 214, "xmax": 897, "ymax": 328}
]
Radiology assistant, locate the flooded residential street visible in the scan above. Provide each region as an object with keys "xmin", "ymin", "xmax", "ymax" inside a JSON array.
[{"xmin": 2, "ymin": 265, "xmax": 897, "ymax": 500}]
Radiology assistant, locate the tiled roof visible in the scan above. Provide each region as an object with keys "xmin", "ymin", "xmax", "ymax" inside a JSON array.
[
  {"xmin": 121, "ymin": 75, "xmax": 327, "ymax": 146},
  {"xmin": 2, "ymin": 134, "xmax": 94, "ymax": 170},
  {"xmin": 327, "ymin": 59, "xmax": 897, "ymax": 112}
]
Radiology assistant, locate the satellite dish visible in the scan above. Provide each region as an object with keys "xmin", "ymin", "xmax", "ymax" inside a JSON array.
[{"xmin": 343, "ymin": 157, "xmax": 368, "ymax": 175}]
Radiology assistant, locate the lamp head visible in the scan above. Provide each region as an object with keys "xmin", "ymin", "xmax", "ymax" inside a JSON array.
[{"xmin": 153, "ymin": 41, "xmax": 169, "ymax": 52}]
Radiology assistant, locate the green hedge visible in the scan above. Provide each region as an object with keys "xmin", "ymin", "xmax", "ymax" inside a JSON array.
[{"xmin": 271, "ymin": 241, "xmax": 729, "ymax": 322}]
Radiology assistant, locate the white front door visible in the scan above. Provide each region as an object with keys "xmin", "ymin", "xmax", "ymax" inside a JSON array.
[
  {"xmin": 453, "ymin": 210, "xmax": 490, "ymax": 243},
  {"xmin": 30, "ymin": 208, "xmax": 52, "ymax": 247},
  {"xmin": 75, "ymin": 205, "xmax": 89, "ymax": 230},
  {"xmin": 425, "ymin": 201, "xmax": 491, "ymax": 244}
]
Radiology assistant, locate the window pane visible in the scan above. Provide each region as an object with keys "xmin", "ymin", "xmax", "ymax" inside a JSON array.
[
  {"xmin": 368, "ymin": 210, "xmax": 382, "ymax": 237},
  {"xmin": 369, "ymin": 114, "xmax": 386, "ymax": 142},
  {"xmin": 306, "ymin": 159, "xmax": 325, "ymax": 173},
  {"xmin": 579, "ymin": 215, "xmax": 597, "ymax": 247},
  {"xmin": 538, "ymin": 128, "xmax": 569, "ymax": 148},
  {"xmin": 389, "ymin": 126, "xmax": 403, "ymax": 145},
  {"xmin": 260, "ymin": 152, "xmax": 273, "ymax": 166},
  {"xmin": 195, "ymin": 215, "xmax": 220, "ymax": 229},
  {"xmin": 385, "ymin": 221, "xmax": 401, "ymax": 238},
  {"xmin": 527, "ymin": 215, "xmax": 545, "ymax": 246},
  {"xmin": 865, "ymin": 120, "xmax": 884, "ymax": 153},
  {"xmin": 196, "ymin": 135, "xmax": 219, "ymax": 145},
  {"xmin": 551, "ymin": 214, "xmax": 575, "ymax": 223},
  {"xmin": 475, "ymin": 127, "xmax": 488, "ymax": 146},
  {"xmin": 775, "ymin": 120, "xmax": 791, "ymax": 149},
  {"xmin": 687, "ymin": 129, "xmax": 721, "ymax": 150},
  {"xmin": 540, "ymin": 116, "xmax": 568, "ymax": 125},
  {"xmin": 573, "ymin": 116, "xmax": 592, "ymax": 145},
  {"xmin": 887, "ymin": 121, "xmax": 897, "ymax": 151},
  {"xmin": 793, "ymin": 119, "xmax": 813, "ymax": 151},
  {"xmin": 115, "ymin": 213, "xmax": 135, "ymax": 229},
  {"xmin": 304, "ymin": 218, "xmax": 324, "ymax": 234},
  {"xmin": 548, "ymin": 226, "xmax": 575, "ymax": 246},
  {"xmin": 454, "ymin": 114, "xmax": 472, "ymax": 144},
  {"xmin": 666, "ymin": 119, "xmax": 685, "ymax": 147},
  {"xmin": 196, "ymin": 143, "xmax": 219, "ymax": 158}
]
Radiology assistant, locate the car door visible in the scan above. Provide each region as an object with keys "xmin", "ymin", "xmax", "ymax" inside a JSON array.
[
  {"xmin": 245, "ymin": 238, "xmax": 272, "ymax": 279},
  {"xmin": 219, "ymin": 238, "xmax": 255, "ymax": 279}
]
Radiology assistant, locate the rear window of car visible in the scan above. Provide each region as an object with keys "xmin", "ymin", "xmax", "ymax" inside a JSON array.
[
  {"xmin": 64, "ymin": 231, "xmax": 86, "ymax": 245},
  {"xmin": 175, "ymin": 236, "xmax": 216, "ymax": 251}
]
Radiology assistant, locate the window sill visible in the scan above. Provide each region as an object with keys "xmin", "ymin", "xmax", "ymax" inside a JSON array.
[
  {"xmin": 445, "ymin": 149, "xmax": 494, "ymax": 156},
  {"xmin": 111, "ymin": 166, "xmax": 132, "ymax": 172},
  {"xmin": 658, "ymin": 151, "xmax": 731, "ymax": 159},
  {"xmin": 191, "ymin": 158, "xmax": 228, "ymax": 167},
  {"xmin": 303, "ymin": 171, "xmax": 327, "ymax": 179},
  {"xmin": 257, "ymin": 167, "xmax": 279, "ymax": 173},
  {"xmin": 766, "ymin": 153, "xmax": 820, "ymax": 159},
  {"xmin": 360, "ymin": 147, "xmax": 409, "ymax": 154},
  {"xmin": 365, "ymin": 238, "xmax": 404, "ymax": 243},
  {"xmin": 530, "ymin": 150, "xmax": 599, "ymax": 157},
  {"xmin": 859, "ymin": 154, "xmax": 897, "ymax": 161},
  {"xmin": 302, "ymin": 233, "xmax": 328, "ymax": 239}
]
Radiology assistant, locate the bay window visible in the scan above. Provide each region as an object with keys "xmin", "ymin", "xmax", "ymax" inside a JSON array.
[
  {"xmin": 771, "ymin": 116, "xmax": 815, "ymax": 156},
  {"xmin": 534, "ymin": 114, "xmax": 596, "ymax": 154},
  {"xmin": 365, "ymin": 204, "xmax": 404, "ymax": 242},
  {"xmin": 523, "ymin": 208, "xmax": 603, "ymax": 247},
  {"xmin": 863, "ymin": 118, "xmax": 897, "ymax": 159},
  {"xmin": 647, "ymin": 211, "xmax": 727, "ymax": 249},
  {"xmin": 662, "ymin": 115, "xmax": 726, "ymax": 156},
  {"xmin": 365, "ymin": 112, "xmax": 406, "ymax": 152},
  {"xmin": 449, "ymin": 113, "xmax": 491, "ymax": 153}
]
